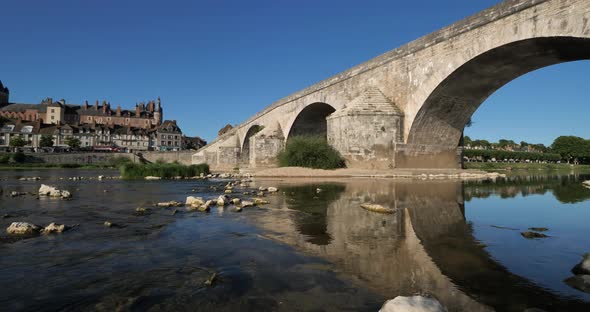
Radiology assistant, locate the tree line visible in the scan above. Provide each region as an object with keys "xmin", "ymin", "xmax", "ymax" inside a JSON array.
[{"xmin": 463, "ymin": 135, "xmax": 590, "ymax": 164}]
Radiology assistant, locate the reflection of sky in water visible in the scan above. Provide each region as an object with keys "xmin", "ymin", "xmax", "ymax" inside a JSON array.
[{"xmin": 466, "ymin": 191, "xmax": 590, "ymax": 300}]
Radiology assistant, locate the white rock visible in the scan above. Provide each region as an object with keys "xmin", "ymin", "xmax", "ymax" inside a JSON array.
[
  {"xmin": 232, "ymin": 198, "xmax": 241, "ymax": 205},
  {"xmin": 42, "ymin": 223, "xmax": 66, "ymax": 234},
  {"xmin": 380, "ymin": 296, "xmax": 446, "ymax": 312},
  {"xmin": 216, "ymin": 195, "xmax": 227, "ymax": 206},
  {"xmin": 258, "ymin": 186, "xmax": 267, "ymax": 191},
  {"xmin": 583, "ymin": 181, "xmax": 590, "ymax": 189},
  {"xmin": 98, "ymin": 175, "xmax": 105, "ymax": 180},
  {"xmin": 6, "ymin": 222, "xmax": 41, "ymax": 235},
  {"xmin": 267, "ymin": 187, "xmax": 278, "ymax": 193},
  {"xmin": 60, "ymin": 190, "xmax": 72, "ymax": 199},
  {"xmin": 39, "ymin": 184, "xmax": 58, "ymax": 196},
  {"xmin": 241, "ymin": 200, "xmax": 254, "ymax": 208},
  {"xmin": 145, "ymin": 176, "xmax": 161, "ymax": 180},
  {"xmin": 185, "ymin": 196, "xmax": 204, "ymax": 207}
]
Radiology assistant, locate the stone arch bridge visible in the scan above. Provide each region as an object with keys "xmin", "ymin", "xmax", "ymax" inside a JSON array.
[{"xmin": 193, "ymin": 0, "xmax": 590, "ymax": 170}]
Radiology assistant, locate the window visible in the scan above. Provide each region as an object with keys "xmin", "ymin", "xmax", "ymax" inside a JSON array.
[
  {"xmin": 87, "ymin": 117, "xmax": 91, "ymax": 121},
  {"xmin": 51, "ymin": 116, "xmax": 55, "ymax": 120},
  {"xmin": 51, "ymin": 109, "xmax": 55, "ymax": 113},
  {"xmin": 161, "ymin": 141, "xmax": 165, "ymax": 146}
]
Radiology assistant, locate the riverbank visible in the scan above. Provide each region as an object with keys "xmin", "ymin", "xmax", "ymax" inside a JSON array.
[
  {"xmin": 464, "ymin": 162, "xmax": 590, "ymax": 172},
  {"xmin": 243, "ymin": 166, "xmax": 505, "ymax": 181}
]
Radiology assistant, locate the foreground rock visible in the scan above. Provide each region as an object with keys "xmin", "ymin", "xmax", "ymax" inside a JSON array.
[
  {"xmin": 6, "ymin": 222, "xmax": 41, "ymax": 235},
  {"xmin": 521, "ymin": 231, "xmax": 549, "ymax": 239},
  {"xmin": 572, "ymin": 253, "xmax": 590, "ymax": 275},
  {"xmin": 583, "ymin": 180, "xmax": 590, "ymax": 189},
  {"xmin": 267, "ymin": 186, "xmax": 278, "ymax": 193},
  {"xmin": 185, "ymin": 196, "xmax": 205, "ymax": 208},
  {"xmin": 564, "ymin": 275, "xmax": 590, "ymax": 293},
  {"xmin": 360, "ymin": 203, "xmax": 396, "ymax": 214},
  {"xmin": 10, "ymin": 191, "xmax": 27, "ymax": 197},
  {"xmin": 528, "ymin": 227, "xmax": 548, "ymax": 232},
  {"xmin": 157, "ymin": 201, "xmax": 183, "ymax": 208},
  {"xmin": 379, "ymin": 296, "xmax": 446, "ymax": 312},
  {"xmin": 42, "ymin": 223, "xmax": 67, "ymax": 234},
  {"xmin": 38, "ymin": 184, "xmax": 72, "ymax": 199}
]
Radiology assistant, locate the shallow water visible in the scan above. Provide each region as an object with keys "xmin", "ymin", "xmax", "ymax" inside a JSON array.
[{"xmin": 1, "ymin": 169, "xmax": 589, "ymax": 311}]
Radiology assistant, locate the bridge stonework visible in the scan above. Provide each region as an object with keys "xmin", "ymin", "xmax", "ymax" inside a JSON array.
[{"xmin": 193, "ymin": 0, "xmax": 590, "ymax": 170}]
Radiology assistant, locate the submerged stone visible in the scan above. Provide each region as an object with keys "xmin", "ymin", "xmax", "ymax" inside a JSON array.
[
  {"xmin": 379, "ymin": 296, "xmax": 446, "ymax": 312},
  {"xmin": 520, "ymin": 231, "xmax": 549, "ymax": 239},
  {"xmin": 564, "ymin": 275, "xmax": 590, "ymax": 293},
  {"xmin": 360, "ymin": 203, "xmax": 396, "ymax": 214},
  {"xmin": 572, "ymin": 253, "xmax": 590, "ymax": 275}
]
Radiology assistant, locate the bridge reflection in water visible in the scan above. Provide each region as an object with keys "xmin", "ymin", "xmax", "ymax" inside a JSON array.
[{"xmin": 249, "ymin": 179, "xmax": 590, "ymax": 312}]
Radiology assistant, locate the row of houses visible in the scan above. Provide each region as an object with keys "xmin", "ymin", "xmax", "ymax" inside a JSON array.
[{"xmin": 0, "ymin": 119, "xmax": 190, "ymax": 152}]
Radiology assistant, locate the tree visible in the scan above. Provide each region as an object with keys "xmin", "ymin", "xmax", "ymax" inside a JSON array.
[
  {"xmin": 64, "ymin": 137, "xmax": 81, "ymax": 149},
  {"xmin": 39, "ymin": 135, "xmax": 54, "ymax": 148},
  {"xmin": 9, "ymin": 136, "xmax": 27, "ymax": 149},
  {"xmin": 551, "ymin": 136, "xmax": 590, "ymax": 163},
  {"xmin": 463, "ymin": 136, "xmax": 472, "ymax": 146}
]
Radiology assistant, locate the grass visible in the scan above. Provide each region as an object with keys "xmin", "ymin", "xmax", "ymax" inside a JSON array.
[
  {"xmin": 118, "ymin": 162, "xmax": 210, "ymax": 179},
  {"xmin": 277, "ymin": 136, "xmax": 345, "ymax": 170},
  {"xmin": 464, "ymin": 162, "xmax": 590, "ymax": 172}
]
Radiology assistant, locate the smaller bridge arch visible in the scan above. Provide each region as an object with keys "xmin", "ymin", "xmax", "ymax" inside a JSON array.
[
  {"xmin": 286, "ymin": 102, "xmax": 336, "ymax": 140},
  {"xmin": 240, "ymin": 124, "xmax": 265, "ymax": 164}
]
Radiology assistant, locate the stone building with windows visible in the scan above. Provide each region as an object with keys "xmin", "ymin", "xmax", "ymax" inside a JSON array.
[
  {"xmin": 156, "ymin": 120, "xmax": 182, "ymax": 151},
  {"xmin": 0, "ymin": 80, "xmax": 189, "ymax": 152}
]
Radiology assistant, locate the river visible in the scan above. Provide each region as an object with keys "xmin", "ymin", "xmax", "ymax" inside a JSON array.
[{"xmin": 1, "ymin": 169, "xmax": 589, "ymax": 311}]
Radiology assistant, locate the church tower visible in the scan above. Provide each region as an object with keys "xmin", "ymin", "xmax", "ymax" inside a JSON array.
[
  {"xmin": 154, "ymin": 97, "xmax": 163, "ymax": 125},
  {"xmin": 0, "ymin": 80, "xmax": 9, "ymax": 107}
]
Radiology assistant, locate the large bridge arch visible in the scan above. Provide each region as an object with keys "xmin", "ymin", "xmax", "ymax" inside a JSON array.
[
  {"xmin": 286, "ymin": 102, "xmax": 336, "ymax": 140},
  {"xmin": 407, "ymin": 36, "xmax": 590, "ymax": 149}
]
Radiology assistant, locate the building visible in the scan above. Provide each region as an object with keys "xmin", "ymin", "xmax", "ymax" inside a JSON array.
[
  {"xmin": 156, "ymin": 120, "xmax": 182, "ymax": 151},
  {"xmin": 0, "ymin": 81, "xmax": 162, "ymax": 129},
  {"xmin": 0, "ymin": 80, "xmax": 190, "ymax": 152},
  {"xmin": 182, "ymin": 136, "xmax": 207, "ymax": 150}
]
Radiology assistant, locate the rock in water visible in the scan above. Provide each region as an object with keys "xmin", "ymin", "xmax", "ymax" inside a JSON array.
[
  {"xmin": 241, "ymin": 200, "xmax": 254, "ymax": 208},
  {"xmin": 185, "ymin": 196, "xmax": 204, "ymax": 208},
  {"xmin": 360, "ymin": 203, "xmax": 396, "ymax": 214},
  {"xmin": 528, "ymin": 227, "xmax": 548, "ymax": 232},
  {"xmin": 583, "ymin": 180, "xmax": 590, "ymax": 189},
  {"xmin": 267, "ymin": 187, "xmax": 278, "ymax": 193},
  {"xmin": 216, "ymin": 195, "xmax": 227, "ymax": 206},
  {"xmin": 564, "ymin": 275, "xmax": 590, "ymax": 293},
  {"xmin": 521, "ymin": 231, "xmax": 549, "ymax": 239},
  {"xmin": 6, "ymin": 222, "xmax": 41, "ymax": 235},
  {"xmin": 379, "ymin": 296, "xmax": 447, "ymax": 312},
  {"xmin": 38, "ymin": 184, "xmax": 58, "ymax": 196},
  {"xmin": 253, "ymin": 198, "xmax": 269, "ymax": 205},
  {"xmin": 572, "ymin": 253, "xmax": 590, "ymax": 275},
  {"xmin": 42, "ymin": 223, "xmax": 67, "ymax": 234}
]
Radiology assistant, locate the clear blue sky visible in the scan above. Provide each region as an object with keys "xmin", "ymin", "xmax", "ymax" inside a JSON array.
[{"xmin": 1, "ymin": 0, "xmax": 588, "ymax": 145}]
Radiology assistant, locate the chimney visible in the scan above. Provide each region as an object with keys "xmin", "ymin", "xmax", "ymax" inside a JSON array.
[
  {"xmin": 116, "ymin": 105, "xmax": 121, "ymax": 116},
  {"xmin": 94, "ymin": 100, "xmax": 99, "ymax": 110},
  {"xmin": 102, "ymin": 103, "xmax": 107, "ymax": 113},
  {"xmin": 135, "ymin": 104, "xmax": 140, "ymax": 116},
  {"xmin": 85, "ymin": 100, "xmax": 89, "ymax": 109}
]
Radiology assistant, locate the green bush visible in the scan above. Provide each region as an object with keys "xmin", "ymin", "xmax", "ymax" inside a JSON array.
[
  {"xmin": 12, "ymin": 152, "xmax": 26, "ymax": 163},
  {"xmin": 119, "ymin": 163, "xmax": 210, "ymax": 179},
  {"xmin": 277, "ymin": 136, "xmax": 345, "ymax": 169},
  {"xmin": 110, "ymin": 156, "xmax": 133, "ymax": 167},
  {"xmin": 0, "ymin": 154, "xmax": 10, "ymax": 164}
]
